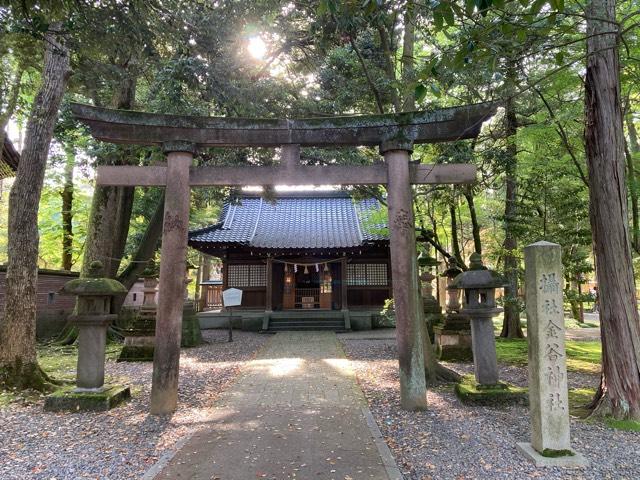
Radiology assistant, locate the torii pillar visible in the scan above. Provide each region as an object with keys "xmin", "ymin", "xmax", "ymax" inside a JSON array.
[
  {"xmin": 150, "ymin": 141, "xmax": 195, "ymax": 414},
  {"xmin": 383, "ymin": 140, "xmax": 428, "ymax": 410}
]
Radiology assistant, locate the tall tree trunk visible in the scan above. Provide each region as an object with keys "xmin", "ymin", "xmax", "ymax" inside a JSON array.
[
  {"xmin": 60, "ymin": 145, "xmax": 74, "ymax": 270},
  {"xmin": 401, "ymin": 0, "xmax": 415, "ymax": 112},
  {"xmin": 585, "ymin": 0, "xmax": 640, "ymax": 419},
  {"xmin": 500, "ymin": 76, "xmax": 524, "ymax": 339},
  {"xmin": 0, "ymin": 25, "xmax": 70, "ymax": 390},
  {"xmin": 81, "ymin": 72, "xmax": 137, "ymax": 281},
  {"xmin": 0, "ymin": 68, "xmax": 24, "ymax": 152},
  {"xmin": 464, "ymin": 187, "xmax": 482, "ymax": 254},
  {"xmin": 449, "ymin": 198, "xmax": 464, "ymax": 267},
  {"xmin": 107, "ymin": 185, "xmax": 135, "ymax": 277},
  {"xmin": 625, "ymin": 112, "xmax": 640, "ymax": 252},
  {"xmin": 113, "ymin": 193, "xmax": 165, "ymax": 311}
]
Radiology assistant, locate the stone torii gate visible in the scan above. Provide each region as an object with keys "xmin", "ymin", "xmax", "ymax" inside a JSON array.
[{"xmin": 71, "ymin": 102, "xmax": 495, "ymax": 415}]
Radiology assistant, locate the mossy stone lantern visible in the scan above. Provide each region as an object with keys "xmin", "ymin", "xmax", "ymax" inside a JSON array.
[
  {"xmin": 118, "ymin": 260, "xmax": 159, "ymax": 363},
  {"xmin": 45, "ymin": 261, "xmax": 130, "ymax": 412},
  {"xmin": 418, "ymin": 252, "xmax": 440, "ymax": 307},
  {"xmin": 450, "ymin": 253, "xmax": 507, "ymax": 386},
  {"xmin": 442, "ymin": 256, "xmax": 464, "ymax": 312}
]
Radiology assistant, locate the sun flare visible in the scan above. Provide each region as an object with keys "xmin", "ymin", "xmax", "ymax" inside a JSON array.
[{"xmin": 247, "ymin": 36, "xmax": 267, "ymax": 60}]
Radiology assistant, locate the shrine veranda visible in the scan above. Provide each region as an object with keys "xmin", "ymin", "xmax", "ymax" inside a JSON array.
[{"xmin": 71, "ymin": 101, "xmax": 496, "ymax": 414}]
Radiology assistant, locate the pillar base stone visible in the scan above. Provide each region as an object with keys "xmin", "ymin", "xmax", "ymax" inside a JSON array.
[
  {"xmin": 44, "ymin": 385, "xmax": 130, "ymax": 412},
  {"xmin": 454, "ymin": 374, "xmax": 528, "ymax": 406},
  {"xmin": 434, "ymin": 312, "xmax": 473, "ymax": 361},
  {"xmin": 516, "ymin": 442, "xmax": 589, "ymax": 468}
]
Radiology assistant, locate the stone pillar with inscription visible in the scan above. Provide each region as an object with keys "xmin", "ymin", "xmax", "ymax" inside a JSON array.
[{"xmin": 517, "ymin": 241, "xmax": 587, "ymax": 467}]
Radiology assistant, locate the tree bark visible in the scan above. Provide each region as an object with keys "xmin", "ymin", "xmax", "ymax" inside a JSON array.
[
  {"xmin": 625, "ymin": 111, "xmax": 640, "ymax": 252},
  {"xmin": 464, "ymin": 187, "xmax": 482, "ymax": 254},
  {"xmin": 449, "ymin": 199, "xmax": 464, "ymax": 267},
  {"xmin": 401, "ymin": 1, "xmax": 416, "ymax": 112},
  {"xmin": 113, "ymin": 193, "xmax": 165, "ymax": 311},
  {"xmin": 61, "ymin": 145, "xmax": 74, "ymax": 270},
  {"xmin": 108, "ymin": 185, "xmax": 135, "ymax": 277},
  {"xmin": 0, "ymin": 25, "xmax": 70, "ymax": 390},
  {"xmin": 585, "ymin": 0, "xmax": 640, "ymax": 419},
  {"xmin": 0, "ymin": 68, "xmax": 24, "ymax": 152},
  {"xmin": 81, "ymin": 71, "xmax": 137, "ymax": 281},
  {"xmin": 500, "ymin": 74, "xmax": 524, "ymax": 339}
]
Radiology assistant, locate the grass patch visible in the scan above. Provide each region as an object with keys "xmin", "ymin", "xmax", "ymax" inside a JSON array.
[
  {"xmin": 0, "ymin": 342, "xmax": 125, "ymax": 408},
  {"xmin": 0, "ymin": 390, "xmax": 18, "ymax": 408},
  {"xmin": 495, "ymin": 338, "xmax": 601, "ymax": 374},
  {"xmin": 37, "ymin": 342, "xmax": 123, "ymax": 381},
  {"xmin": 568, "ymin": 388, "xmax": 595, "ymax": 417},
  {"xmin": 604, "ymin": 418, "xmax": 640, "ymax": 432}
]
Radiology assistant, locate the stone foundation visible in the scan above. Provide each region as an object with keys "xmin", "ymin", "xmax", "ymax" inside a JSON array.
[
  {"xmin": 454, "ymin": 375, "xmax": 528, "ymax": 406},
  {"xmin": 44, "ymin": 385, "xmax": 131, "ymax": 412},
  {"xmin": 433, "ymin": 313, "xmax": 473, "ymax": 361}
]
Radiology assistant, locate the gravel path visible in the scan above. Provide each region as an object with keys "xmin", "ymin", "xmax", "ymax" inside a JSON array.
[
  {"xmin": 0, "ymin": 330, "xmax": 268, "ymax": 480},
  {"xmin": 342, "ymin": 338, "xmax": 640, "ymax": 480}
]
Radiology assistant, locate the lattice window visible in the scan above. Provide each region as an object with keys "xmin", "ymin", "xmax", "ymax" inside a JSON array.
[
  {"xmin": 249, "ymin": 264, "xmax": 266, "ymax": 286},
  {"xmin": 227, "ymin": 264, "xmax": 266, "ymax": 287},
  {"xmin": 347, "ymin": 263, "xmax": 388, "ymax": 286},
  {"xmin": 367, "ymin": 264, "xmax": 388, "ymax": 285}
]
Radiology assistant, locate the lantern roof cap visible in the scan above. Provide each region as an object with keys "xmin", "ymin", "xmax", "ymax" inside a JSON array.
[
  {"xmin": 450, "ymin": 253, "xmax": 507, "ymax": 289},
  {"xmin": 441, "ymin": 256, "xmax": 463, "ymax": 277},
  {"xmin": 61, "ymin": 261, "xmax": 127, "ymax": 296},
  {"xmin": 418, "ymin": 252, "xmax": 440, "ymax": 268}
]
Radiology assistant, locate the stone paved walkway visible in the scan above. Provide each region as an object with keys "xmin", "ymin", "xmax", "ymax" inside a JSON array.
[{"xmin": 153, "ymin": 332, "xmax": 397, "ymax": 480}]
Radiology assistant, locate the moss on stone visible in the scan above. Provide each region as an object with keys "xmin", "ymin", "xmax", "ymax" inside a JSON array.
[
  {"xmin": 61, "ymin": 277, "xmax": 127, "ymax": 295},
  {"xmin": 436, "ymin": 346, "xmax": 474, "ymax": 362},
  {"xmin": 44, "ymin": 385, "xmax": 130, "ymax": 412},
  {"xmin": 117, "ymin": 346, "xmax": 154, "ymax": 362},
  {"xmin": 454, "ymin": 374, "xmax": 528, "ymax": 406},
  {"xmin": 181, "ymin": 303, "xmax": 204, "ymax": 347},
  {"xmin": 541, "ymin": 448, "xmax": 575, "ymax": 458}
]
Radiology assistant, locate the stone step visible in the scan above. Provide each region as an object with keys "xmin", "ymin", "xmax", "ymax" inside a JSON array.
[{"xmin": 268, "ymin": 318, "xmax": 346, "ymax": 332}]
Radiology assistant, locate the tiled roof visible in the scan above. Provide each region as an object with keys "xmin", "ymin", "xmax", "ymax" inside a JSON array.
[{"xmin": 189, "ymin": 192, "xmax": 388, "ymax": 250}]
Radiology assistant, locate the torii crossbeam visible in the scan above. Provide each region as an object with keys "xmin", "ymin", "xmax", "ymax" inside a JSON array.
[{"xmin": 71, "ymin": 102, "xmax": 496, "ymax": 414}]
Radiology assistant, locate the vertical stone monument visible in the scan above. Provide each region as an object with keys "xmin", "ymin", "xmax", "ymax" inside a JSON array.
[{"xmin": 517, "ymin": 241, "xmax": 587, "ymax": 467}]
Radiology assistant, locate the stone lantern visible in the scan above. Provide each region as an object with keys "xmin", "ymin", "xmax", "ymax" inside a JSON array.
[
  {"xmin": 417, "ymin": 252, "xmax": 440, "ymax": 310},
  {"xmin": 118, "ymin": 261, "xmax": 158, "ymax": 362},
  {"xmin": 450, "ymin": 253, "xmax": 507, "ymax": 386},
  {"xmin": 442, "ymin": 257, "xmax": 463, "ymax": 312},
  {"xmin": 45, "ymin": 261, "xmax": 130, "ymax": 411},
  {"xmin": 182, "ymin": 260, "xmax": 203, "ymax": 347},
  {"xmin": 432, "ymin": 256, "xmax": 472, "ymax": 361},
  {"xmin": 418, "ymin": 252, "xmax": 442, "ymax": 343}
]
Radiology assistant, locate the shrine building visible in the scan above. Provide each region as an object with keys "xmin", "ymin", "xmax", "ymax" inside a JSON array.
[{"xmin": 189, "ymin": 191, "xmax": 391, "ymax": 331}]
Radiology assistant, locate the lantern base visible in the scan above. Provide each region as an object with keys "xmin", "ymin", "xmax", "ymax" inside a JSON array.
[
  {"xmin": 516, "ymin": 443, "xmax": 588, "ymax": 468},
  {"xmin": 454, "ymin": 374, "xmax": 528, "ymax": 406},
  {"xmin": 44, "ymin": 384, "xmax": 131, "ymax": 412},
  {"xmin": 434, "ymin": 313, "xmax": 473, "ymax": 361}
]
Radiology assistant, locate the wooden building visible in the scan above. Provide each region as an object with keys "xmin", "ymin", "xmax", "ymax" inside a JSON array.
[
  {"xmin": 0, "ymin": 267, "xmax": 79, "ymax": 338},
  {"xmin": 189, "ymin": 191, "xmax": 391, "ymax": 330}
]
